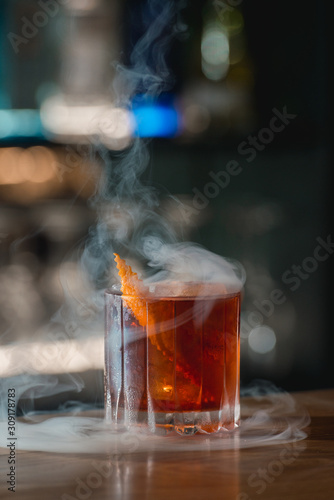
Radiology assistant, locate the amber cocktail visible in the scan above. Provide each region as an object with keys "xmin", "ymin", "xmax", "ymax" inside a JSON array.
[{"xmin": 105, "ymin": 280, "xmax": 240, "ymax": 435}]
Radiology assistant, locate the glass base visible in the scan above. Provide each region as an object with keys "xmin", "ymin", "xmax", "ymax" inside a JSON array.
[
  {"xmin": 107, "ymin": 407, "xmax": 240, "ymax": 436},
  {"xmin": 105, "ymin": 290, "xmax": 241, "ymax": 437}
]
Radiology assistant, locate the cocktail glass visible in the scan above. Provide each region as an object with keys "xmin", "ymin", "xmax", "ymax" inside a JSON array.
[{"xmin": 105, "ymin": 283, "xmax": 240, "ymax": 435}]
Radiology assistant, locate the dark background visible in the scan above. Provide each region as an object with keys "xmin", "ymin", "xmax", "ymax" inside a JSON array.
[{"xmin": 0, "ymin": 0, "xmax": 333, "ymax": 412}]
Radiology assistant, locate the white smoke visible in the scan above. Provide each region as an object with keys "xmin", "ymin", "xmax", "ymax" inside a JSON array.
[
  {"xmin": 142, "ymin": 237, "xmax": 246, "ymax": 291},
  {"xmin": 0, "ymin": 381, "xmax": 311, "ymax": 453},
  {"xmin": 0, "ymin": 0, "xmax": 188, "ymax": 431}
]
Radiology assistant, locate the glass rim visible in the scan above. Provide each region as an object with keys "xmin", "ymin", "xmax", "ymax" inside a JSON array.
[{"xmin": 105, "ymin": 282, "xmax": 242, "ymax": 300}]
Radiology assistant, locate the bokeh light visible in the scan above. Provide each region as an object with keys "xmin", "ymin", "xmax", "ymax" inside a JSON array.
[
  {"xmin": 201, "ymin": 26, "xmax": 230, "ymax": 81},
  {"xmin": 248, "ymin": 325, "xmax": 277, "ymax": 355}
]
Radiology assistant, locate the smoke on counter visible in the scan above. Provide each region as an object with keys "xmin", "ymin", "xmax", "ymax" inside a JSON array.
[{"xmin": 0, "ymin": 380, "xmax": 311, "ymax": 454}]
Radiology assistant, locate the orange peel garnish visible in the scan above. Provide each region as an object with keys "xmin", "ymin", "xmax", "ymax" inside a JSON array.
[{"xmin": 114, "ymin": 253, "xmax": 148, "ymax": 327}]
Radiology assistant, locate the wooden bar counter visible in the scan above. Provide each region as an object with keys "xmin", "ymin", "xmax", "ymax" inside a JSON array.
[{"xmin": 1, "ymin": 389, "xmax": 333, "ymax": 499}]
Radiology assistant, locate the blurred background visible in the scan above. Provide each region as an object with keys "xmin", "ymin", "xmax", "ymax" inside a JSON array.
[{"xmin": 0, "ymin": 0, "xmax": 333, "ymax": 413}]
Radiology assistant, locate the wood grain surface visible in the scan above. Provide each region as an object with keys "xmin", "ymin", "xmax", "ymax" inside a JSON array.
[{"xmin": 1, "ymin": 389, "xmax": 333, "ymax": 500}]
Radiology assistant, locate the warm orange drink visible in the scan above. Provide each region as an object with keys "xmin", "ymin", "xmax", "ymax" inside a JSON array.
[{"xmin": 105, "ymin": 281, "xmax": 240, "ymax": 435}]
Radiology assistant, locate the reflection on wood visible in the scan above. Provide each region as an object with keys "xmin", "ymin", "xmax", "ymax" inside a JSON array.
[{"xmin": 0, "ymin": 389, "xmax": 333, "ymax": 500}]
